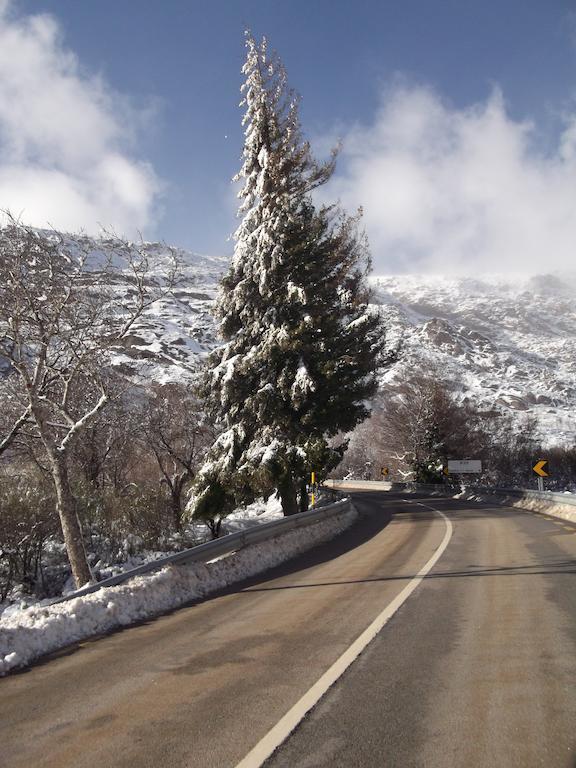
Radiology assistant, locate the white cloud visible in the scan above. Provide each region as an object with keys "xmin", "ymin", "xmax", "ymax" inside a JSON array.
[
  {"xmin": 0, "ymin": 2, "xmax": 161, "ymax": 236},
  {"xmin": 327, "ymin": 84, "xmax": 576, "ymax": 274}
]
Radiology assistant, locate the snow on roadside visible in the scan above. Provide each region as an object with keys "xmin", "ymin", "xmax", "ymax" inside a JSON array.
[
  {"xmin": 0, "ymin": 497, "xmax": 283, "ymax": 620},
  {"xmin": 224, "ymin": 494, "xmax": 284, "ymax": 532},
  {"xmin": 453, "ymin": 489, "xmax": 576, "ymax": 524},
  {"xmin": 0, "ymin": 506, "xmax": 357, "ymax": 676}
]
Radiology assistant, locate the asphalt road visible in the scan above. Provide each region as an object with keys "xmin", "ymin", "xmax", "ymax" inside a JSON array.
[{"xmin": 1, "ymin": 491, "xmax": 575, "ymax": 768}]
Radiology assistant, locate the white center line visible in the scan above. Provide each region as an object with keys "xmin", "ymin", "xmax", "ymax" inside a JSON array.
[{"xmin": 234, "ymin": 503, "xmax": 453, "ymax": 768}]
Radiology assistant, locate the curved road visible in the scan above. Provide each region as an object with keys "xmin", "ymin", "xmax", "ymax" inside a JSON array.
[{"xmin": 1, "ymin": 491, "xmax": 575, "ymax": 767}]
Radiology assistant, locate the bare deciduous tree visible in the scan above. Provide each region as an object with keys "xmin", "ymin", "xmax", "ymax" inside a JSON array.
[
  {"xmin": 379, "ymin": 373, "xmax": 488, "ymax": 482},
  {"xmin": 140, "ymin": 383, "xmax": 213, "ymax": 532},
  {"xmin": 0, "ymin": 217, "xmax": 178, "ymax": 587},
  {"xmin": 335, "ymin": 371, "xmax": 490, "ymax": 482}
]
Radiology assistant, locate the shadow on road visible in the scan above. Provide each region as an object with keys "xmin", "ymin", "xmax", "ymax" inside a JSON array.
[
  {"xmin": 204, "ymin": 493, "xmax": 532, "ymax": 599},
  {"xmin": 5, "ymin": 492, "xmax": 400, "ymax": 675},
  {"xmin": 239, "ymin": 557, "xmax": 576, "ymax": 594},
  {"xmin": 379, "ymin": 492, "xmax": 531, "ymax": 522}
]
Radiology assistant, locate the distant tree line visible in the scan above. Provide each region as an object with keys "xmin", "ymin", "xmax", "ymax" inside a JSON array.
[{"xmin": 335, "ymin": 370, "xmax": 576, "ymax": 491}]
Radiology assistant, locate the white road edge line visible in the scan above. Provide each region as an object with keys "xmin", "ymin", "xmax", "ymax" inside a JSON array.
[{"xmin": 234, "ymin": 503, "xmax": 453, "ymax": 768}]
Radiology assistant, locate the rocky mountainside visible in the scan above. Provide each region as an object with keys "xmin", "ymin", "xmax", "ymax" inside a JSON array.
[
  {"xmin": 105, "ymin": 242, "xmax": 227, "ymax": 385},
  {"xmin": 98, "ymin": 241, "xmax": 575, "ymax": 445},
  {"xmin": 373, "ymin": 274, "xmax": 576, "ymax": 445}
]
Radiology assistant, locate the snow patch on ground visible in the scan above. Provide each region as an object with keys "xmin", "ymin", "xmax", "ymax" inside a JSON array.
[
  {"xmin": 224, "ymin": 495, "xmax": 284, "ymax": 532},
  {"xmin": 0, "ymin": 507, "xmax": 356, "ymax": 675}
]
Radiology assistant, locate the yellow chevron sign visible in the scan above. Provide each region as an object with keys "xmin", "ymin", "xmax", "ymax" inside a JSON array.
[{"xmin": 532, "ymin": 460, "xmax": 549, "ymax": 477}]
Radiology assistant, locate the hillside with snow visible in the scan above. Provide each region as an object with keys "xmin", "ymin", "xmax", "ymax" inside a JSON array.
[
  {"xmin": 104, "ymin": 242, "xmax": 228, "ymax": 384},
  {"xmin": 372, "ymin": 274, "xmax": 576, "ymax": 445},
  {"xmin": 93, "ymin": 240, "xmax": 575, "ymax": 445}
]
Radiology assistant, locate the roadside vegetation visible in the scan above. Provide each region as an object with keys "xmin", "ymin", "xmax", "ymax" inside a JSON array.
[
  {"xmin": 0, "ymin": 374, "xmax": 215, "ymax": 605},
  {"xmin": 335, "ymin": 371, "xmax": 576, "ymax": 490}
]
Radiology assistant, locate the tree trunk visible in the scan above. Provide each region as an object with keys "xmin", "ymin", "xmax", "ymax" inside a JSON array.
[
  {"xmin": 278, "ymin": 474, "xmax": 298, "ymax": 516},
  {"xmin": 298, "ymin": 480, "xmax": 309, "ymax": 513},
  {"xmin": 207, "ymin": 518, "xmax": 222, "ymax": 539},
  {"xmin": 169, "ymin": 473, "xmax": 189, "ymax": 533},
  {"xmin": 50, "ymin": 453, "xmax": 93, "ymax": 588},
  {"xmin": 171, "ymin": 489, "xmax": 183, "ymax": 533}
]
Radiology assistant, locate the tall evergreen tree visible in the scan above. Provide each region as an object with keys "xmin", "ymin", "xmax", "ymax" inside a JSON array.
[{"xmin": 191, "ymin": 34, "xmax": 387, "ymax": 518}]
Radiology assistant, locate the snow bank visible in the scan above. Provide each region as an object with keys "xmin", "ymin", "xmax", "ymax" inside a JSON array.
[
  {"xmin": 458, "ymin": 490, "xmax": 576, "ymax": 524},
  {"xmin": 512, "ymin": 497, "xmax": 576, "ymax": 524},
  {"xmin": 0, "ymin": 507, "xmax": 356, "ymax": 675},
  {"xmin": 224, "ymin": 493, "xmax": 283, "ymax": 532}
]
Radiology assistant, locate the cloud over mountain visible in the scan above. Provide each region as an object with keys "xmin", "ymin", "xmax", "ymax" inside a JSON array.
[{"xmin": 329, "ymin": 83, "xmax": 576, "ymax": 275}]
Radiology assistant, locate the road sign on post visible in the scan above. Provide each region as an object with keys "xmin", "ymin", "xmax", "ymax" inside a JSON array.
[
  {"xmin": 532, "ymin": 460, "xmax": 548, "ymax": 477},
  {"xmin": 381, "ymin": 467, "xmax": 389, "ymax": 478},
  {"xmin": 533, "ymin": 459, "xmax": 548, "ymax": 492},
  {"xmin": 311, "ymin": 471, "xmax": 316, "ymax": 507}
]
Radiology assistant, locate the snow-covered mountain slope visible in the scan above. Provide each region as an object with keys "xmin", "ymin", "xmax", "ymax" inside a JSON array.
[
  {"xmin": 105, "ymin": 242, "xmax": 227, "ymax": 384},
  {"xmin": 372, "ymin": 274, "xmax": 576, "ymax": 445},
  {"xmin": 86, "ymin": 239, "xmax": 575, "ymax": 445}
]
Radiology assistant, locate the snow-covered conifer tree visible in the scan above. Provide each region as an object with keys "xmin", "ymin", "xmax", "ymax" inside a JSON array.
[{"xmin": 191, "ymin": 33, "xmax": 386, "ymax": 517}]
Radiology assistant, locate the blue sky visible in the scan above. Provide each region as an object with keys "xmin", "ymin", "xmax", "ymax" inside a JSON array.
[{"xmin": 1, "ymin": 0, "xmax": 576, "ymax": 273}]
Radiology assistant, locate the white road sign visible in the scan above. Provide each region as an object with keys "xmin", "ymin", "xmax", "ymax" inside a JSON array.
[{"xmin": 447, "ymin": 459, "xmax": 482, "ymax": 474}]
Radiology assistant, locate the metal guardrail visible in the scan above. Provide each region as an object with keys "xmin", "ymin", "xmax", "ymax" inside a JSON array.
[
  {"xmin": 51, "ymin": 497, "xmax": 353, "ymax": 605},
  {"xmin": 325, "ymin": 479, "xmax": 452, "ymax": 493},
  {"xmin": 50, "ymin": 483, "xmax": 574, "ymax": 606},
  {"xmin": 398, "ymin": 483, "xmax": 576, "ymax": 507},
  {"xmin": 465, "ymin": 486, "xmax": 576, "ymax": 506},
  {"xmin": 326, "ymin": 478, "xmax": 576, "ymax": 506}
]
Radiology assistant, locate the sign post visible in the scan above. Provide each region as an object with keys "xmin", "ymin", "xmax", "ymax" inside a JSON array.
[
  {"xmin": 532, "ymin": 460, "xmax": 548, "ymax": 491},
  {"xmin": 380, "ymin": 467, "xmax": 389, "ymax": 479},
  {"xmin": 311, "ymin": 471, "xmax": 316, "ymax": 507}
]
